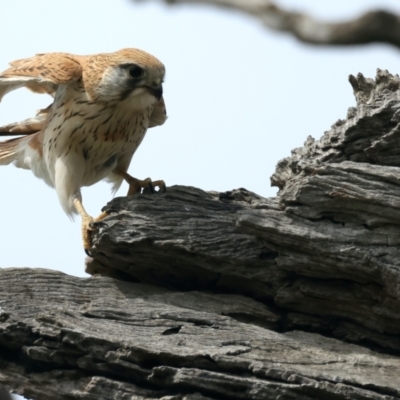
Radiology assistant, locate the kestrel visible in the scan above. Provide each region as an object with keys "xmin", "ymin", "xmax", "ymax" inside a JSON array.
[{"xmin": 0, "ymin": 49, "xmax": 167, "ymax": 254}]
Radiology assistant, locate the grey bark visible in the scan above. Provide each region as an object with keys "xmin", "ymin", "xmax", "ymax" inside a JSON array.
[
  {"xmin": 2, "ymin": 69, "xmax": 400, "ymax": 399},
  {"xmin": 134, "ymin": 0, "xmax": 400, "ymax": 50}
]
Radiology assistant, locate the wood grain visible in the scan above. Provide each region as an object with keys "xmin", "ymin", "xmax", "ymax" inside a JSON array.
[{"xmin": 3, "ymin": 69, "xmax": 400, "ymax": 399}]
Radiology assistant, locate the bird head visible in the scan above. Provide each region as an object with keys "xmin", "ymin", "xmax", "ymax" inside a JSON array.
[{"xmin": 83, "ymin": 48, "xmax": 165, "ymax": 108}]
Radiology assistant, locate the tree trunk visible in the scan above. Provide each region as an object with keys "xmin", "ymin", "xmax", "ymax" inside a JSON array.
[{"xmin": 1, "ymin": 69, "xmax": 400, "ymax": 399}]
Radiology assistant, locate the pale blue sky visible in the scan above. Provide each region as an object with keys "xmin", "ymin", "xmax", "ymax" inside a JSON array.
[{"xmin": 1, "ymin": 1, "xmax": 400, "ymax": 397}]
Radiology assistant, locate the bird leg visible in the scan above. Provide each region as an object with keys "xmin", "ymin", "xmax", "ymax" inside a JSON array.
[
  {"xmin": 117, "ymin": 170, "xmax": 166, "ymax": 196},
  {"xmin": 73, "ymin": 197, "xmax": 108, "ymax": 256}
]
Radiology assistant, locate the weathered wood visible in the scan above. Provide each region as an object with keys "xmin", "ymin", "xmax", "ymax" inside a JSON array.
[
  {"xmin": 2, "ymin": 69, "xmax": 400, "ymax": 399},
  {"xmin": 1, "ymin": 269, "xmax": 400, "ymax": 400}
]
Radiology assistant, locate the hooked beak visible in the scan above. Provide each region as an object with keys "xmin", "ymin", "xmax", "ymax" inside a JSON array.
[{"xmin": 147, "ymin": 84, "xmax": 163, "ymax": 100}]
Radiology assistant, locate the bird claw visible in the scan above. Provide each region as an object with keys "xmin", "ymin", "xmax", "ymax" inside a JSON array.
[
  {"xmin": 126, "ymin": 176, "xmax": 166, "ymax": 196},
  {"xmin": 82, "ymin": 216, "xmax": 96, "ymax": 256},
  {"xmin": 152, "ymin": 180, "xmax": 166, "ymax": 193},
  {"xmin": 81, "ymin": 211, "xmax": 109, "ymax": 256},
  {"xmin": 142, "ymin": 178, "xmax": 155, "ymax": 195},
  {"xmin": 88, "ymin": 220, "xmax": 97, "ymax": 230}
]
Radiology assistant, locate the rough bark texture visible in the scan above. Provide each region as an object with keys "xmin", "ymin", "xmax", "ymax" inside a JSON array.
[
  {"xmin": 135, "ymin": 0, "xmax": 400, "ymax": 49},
  {"xmin": 2, "ymin": 69, "xmax": 400, "ymax": 399}
]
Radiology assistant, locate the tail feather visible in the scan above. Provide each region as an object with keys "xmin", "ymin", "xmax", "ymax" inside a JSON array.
[
  {"xmin": 105, "ymin": 172, "xmax": 124, "ymax": 194},
  {"xmin": 0, "ymin": 133, "xmax": 52, "ymax": 187}
]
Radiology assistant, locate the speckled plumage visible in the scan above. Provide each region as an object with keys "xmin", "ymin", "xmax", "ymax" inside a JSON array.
[{"xmin": 0, "ymin": 48, "xmax": 167, "ymax": 252}]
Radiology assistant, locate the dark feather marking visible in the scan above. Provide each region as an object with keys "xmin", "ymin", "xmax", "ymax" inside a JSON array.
[
  {"xmin": 84, "ymin": 113, "xmax": 101, "ymax": 121},
  {"xmin": 99, "ymin": 106, "xmax": 109, "ymax": 113},
  {"xmin": 69, "ymin": 123, "xmax": 85, "ymax": 138},
  {"xmin": 67, "ymin": 111, "xmax": 86, "ymax": 119},
  {"xmin": 104, "ymin": 126, "xmax": 111, "ymax": 141},
  {"xmin": 102, "ymin": 114, "xmax": 113, "ymax": 125},
  {"xmin": 65, "ymin": 143, "xmax": 72, "ymax": 156}
]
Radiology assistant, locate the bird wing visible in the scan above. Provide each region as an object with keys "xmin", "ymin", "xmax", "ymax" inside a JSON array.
[
  {"xmin": 149, "ymin": 97, "xmax": 167, "ymax": 128},
  {"xmin": 0, "ymin": 53, "xmax": 82, "ymax": 136},
  {"xmin": 0, "ymin": 52, "xmax": 82, "ymax": 101},
  {"xmin": 0, "ymin": 105, "xmax": 50, "ymax": 137}
]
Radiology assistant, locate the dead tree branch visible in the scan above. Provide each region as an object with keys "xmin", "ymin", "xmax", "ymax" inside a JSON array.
[{"xmin": 135, "ymin": 0, "xmax": 400, "ymax": 49}]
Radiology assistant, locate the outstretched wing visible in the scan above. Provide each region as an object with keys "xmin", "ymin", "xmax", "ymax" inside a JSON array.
[
  {"xmin": 149, "ymin": 97, "xmax": 167, "ymax": 128},
  {"xmin": 0, "ymin": 53, "xmax": 82, "ymax": 136},
  {"xmin": 0, "ymin": 105, "xmax": 50, "ymax": 136},
  {"xmin": 0, "ymin": 52, "xmax": 82, "ymax": 102}
]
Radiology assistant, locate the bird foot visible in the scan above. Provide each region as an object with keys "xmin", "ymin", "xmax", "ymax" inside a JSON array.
[
  {"xmin": 82, "ymin": 215, "xmax": 96, "ymax": 256},
  {"xmin": 126, "ymin": 176, "xmax": 166, "ymax": 196},
  {"xmin": 82, "ymin": 211, "xmax": 109, "ymax": 256}
]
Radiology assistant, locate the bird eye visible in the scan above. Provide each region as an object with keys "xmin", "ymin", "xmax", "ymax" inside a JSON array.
[{"xmin": 128, "ymin": 65, "xmax": 144, "ymax": 79}]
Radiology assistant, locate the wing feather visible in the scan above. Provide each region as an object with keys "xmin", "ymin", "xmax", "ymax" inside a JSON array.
[
  {"xmin": 0, "ymin": 105, "xmax": 50, "ymax": 136},
  {"xmin": 0, "ymin": 53, "xmax": 82, "ymax": 101}
]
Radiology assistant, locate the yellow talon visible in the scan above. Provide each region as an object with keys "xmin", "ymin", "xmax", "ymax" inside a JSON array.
[{"xmin": 73, "ymin": 197, "xmax": 108, "ymax": 255}]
